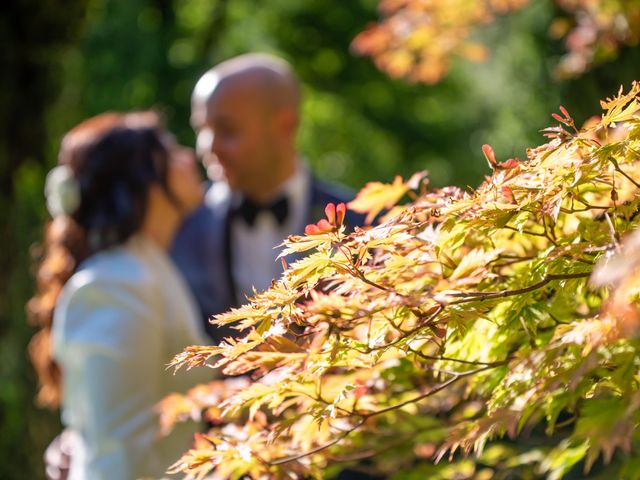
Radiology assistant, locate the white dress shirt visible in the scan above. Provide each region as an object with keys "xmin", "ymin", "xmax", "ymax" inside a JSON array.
[
  {"xmin": 231, "ymin": 165, "xmax": 310, "ymax": 301},
  {"xmin": 52, "ymin": 235, "xmax": 211, "ymax": 480}
]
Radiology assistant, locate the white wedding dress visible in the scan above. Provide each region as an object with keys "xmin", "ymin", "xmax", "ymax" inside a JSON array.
[{"xmin": 53, "ymin": 235, "xmax": 212, "ymax": 480}]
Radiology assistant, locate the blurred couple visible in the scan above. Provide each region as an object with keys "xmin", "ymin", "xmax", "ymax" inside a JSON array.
[{"xmin": 28, "ymin": 54, "xmax": 362, "ymax": 479}]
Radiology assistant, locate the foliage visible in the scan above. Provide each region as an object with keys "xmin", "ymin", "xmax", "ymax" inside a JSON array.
[
  {"xmin": 353, "ymin": 0, "xmax": 640, "ymax": 84},
  {"xmin": 551, "ymin": 0, "xmax": 640, "ymax": 79},
  {"xmin": 0, "ymin": 2, "xmax": 89, "ymax": 479},
  {"xmin": 352, "ymin": 0, "xmax": 530, "ymax": 84},
  {"xmin": 166, "ymin": 83, "xmax": 640, "ymax": 479}
]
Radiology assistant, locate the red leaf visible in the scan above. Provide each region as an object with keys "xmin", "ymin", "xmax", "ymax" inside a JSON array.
[
  {"xmin": 354, "ymin": 379, "xmax": 368, "ymax": 399},
  {"xmin": 501, "ymin": 186, "xmax": 517, "ymax": 204},
  {"xmin": 325, "ymin": 203, "xmax": 336, "ymax": 225},
  {"xmin": 482, "ymin": 144, "xmax": 497, "ymax": 169},
  {"xmin": 497, "ymin": 158, "xmax": 519, "ymax": 170},
  {"xmin": 305, "ymin": 224, "xmax": 322, "ymax": 235},
  {"xmin": 316, "ymin": 219, "xmax": 333, "ymax": 232},
  {"xmin": 336, "ymin": 202, "xmax": 346, "ymax": 226}
]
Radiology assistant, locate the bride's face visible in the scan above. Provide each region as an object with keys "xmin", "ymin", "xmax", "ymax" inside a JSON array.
[{"xmin": 165, "ymin": 137, "xmax": 203, "ymax": 215}]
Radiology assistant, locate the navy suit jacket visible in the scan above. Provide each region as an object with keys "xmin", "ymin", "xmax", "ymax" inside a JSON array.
[{"xmin": 170, "ymin": 174, "xmax": 365, "ymax": 342}]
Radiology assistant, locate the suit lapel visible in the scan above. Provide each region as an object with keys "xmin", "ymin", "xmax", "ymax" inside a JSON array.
[{"xmin": 222, "ymin": 206, "xmax": 239, "ymax": 309}]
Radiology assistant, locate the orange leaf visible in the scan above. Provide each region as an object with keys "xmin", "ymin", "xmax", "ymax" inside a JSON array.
[
  {"xmin": 501, "ymin": 186, "xmax": 517, "ymax": 204},
  {"xmin": 304, "ymin": 224, "xmax": 322, "ymax": 235},
  {"xmin": 317, "ymin": 219, "xmax": 333, "ymax": 232},
  {"xmin": 348, "ymin": 175, "xmax": 410, "ymax": 224},
  {"xmin": 324, "ymin": 203, "xmax": 336, "ymax": 225},
  {"xmin": 482, "ymin": 144, "xmax": 497, "ymax": 169},
  {"xmin": 497, "ymin": 158, "xmax": 519, "ymax": 170},
  {"xmin": 336, "ymin": 202, "xmax": 346, "ymax": 225}
]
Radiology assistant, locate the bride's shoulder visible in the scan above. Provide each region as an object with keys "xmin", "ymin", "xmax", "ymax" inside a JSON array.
[
  {"xmin": 78, "ymin": 241, "xmax": 152, "ymax": 284},
  {"xmin": 52, "ymin": 246, "xmax": 159, "ymax": 351},
  {"xmin": 57, "ymin": 246, "xmax": 153, "ymax": 314}
]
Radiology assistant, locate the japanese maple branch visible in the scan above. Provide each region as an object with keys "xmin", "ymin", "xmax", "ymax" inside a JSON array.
[
  {"xmin": 336, "ymin": 243, "xmax": 408, "ymax": 296},
  {"xmin": 446, "ymin": 272, "xmax": 591, "ymax": 305},
  {"xmin": 267, "ymin": 365, "xmax": 494, "ymax": 466},
  {"xmin": 269, "ymin": 418, "xmax": 367, "ymax": 465},
  {"xmin": 326, "ymin": 429, "xmax": 431, "ymax": 463},
  {"xmin": 361, "ymin": 365, "xmax": 494, "ymax": 419},
  {"xmin": 504, "ymin": 225, "xmax": 547, "ymax": 237},
  {"xmin": 610, "ymin": 158, "xmax": 640, "ymax": 189},
  {"xmin": 407, "ymin": 346, "xmax": 510, "ymax": 367},
  {"xmin": 350, "ymin": 306, "xmax": 445, "ymax": 354}
]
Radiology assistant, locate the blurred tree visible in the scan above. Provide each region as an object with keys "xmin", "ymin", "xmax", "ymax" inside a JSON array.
[
  {"xmin": 353, "ymin": 0, "xmax": 640, "ymax": 84},
  {"xmin": 0, "ymin": 1, "xmax": 89, "ymax": 479}
]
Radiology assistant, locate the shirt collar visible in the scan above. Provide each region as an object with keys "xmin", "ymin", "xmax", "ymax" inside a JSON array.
[
  {"xmin": 203, "ymin": 160, "xmax": 311, "ymax": 216},
  {"xmin": 277, "ymin": 161, "xmax": 309, "ymax": 210},
  {"xmin": 225, "ymin": 160, "xmax": 309, "ymax": 207}
]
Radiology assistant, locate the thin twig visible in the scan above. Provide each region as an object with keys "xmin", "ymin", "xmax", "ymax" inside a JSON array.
[
  {"xmin": 267, "ymin": 366, "xmax": 495, "ymax": 466},
  {"xmin": 560, "ymin": 205, "xmax": 610, "ymax": 213},
  {"xmin": 361, "ymin": 366, "xmax": 494, "ymax": 419},
  {"xmin": 326, "ymin": 431, "xmax": 421, "ymax": 463},
  {"xmin": 604, "ymin": 212, "xmax": 620, "ymax": 249},
  {"xmin": 542, "ymin": 214, "xmax": 558, "ymax": 246},
  {"xmin": 612, "ymin": 161, "xmax": 640, "ymax": 189},
  {"xmin": 503, "ymin": 225, "xmax": 547, "ymax": 237},
  {"xmin": 446, "ymin": 272, "xmax": 591, "ymax": 305},
  {"xmin": 351, "ymin": 306, "xmax": 445, "ymax": 354},
  {"xmin": 520, "ymin": 317, "xmax": 537, "ymax": 349},
  {"xmin": 407, "ymin": 348, "xmax": 510, "ymax": 367},
  {"xmin": 269, "ymin": 419, "xmax": 366, "ymax": 465}
]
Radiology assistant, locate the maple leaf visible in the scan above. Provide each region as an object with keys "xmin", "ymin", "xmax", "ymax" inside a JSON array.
[
  {"xmin": 304, "ymin": 202, "xmax": 348, "ymax": 235},
  {"xmin": 482, "ymin": 144, "xmax": 497, "ymax": 169},
  {"xmin": 483, "ymin": 144, "xmax": 521, "ymax": 172},
  {"xmin": 349, "ymin": 172, "xmax": 426, "ymax": 224}
]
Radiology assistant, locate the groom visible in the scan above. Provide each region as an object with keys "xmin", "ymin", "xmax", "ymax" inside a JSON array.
[{"xmin": 171, "ymin": 53, "xmax": 363, "ymax": 341}]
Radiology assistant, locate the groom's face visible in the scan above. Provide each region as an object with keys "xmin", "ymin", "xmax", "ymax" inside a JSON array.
[{"xmin": 193, "ymin": 79, "xmax": 280, "ymax": 198}]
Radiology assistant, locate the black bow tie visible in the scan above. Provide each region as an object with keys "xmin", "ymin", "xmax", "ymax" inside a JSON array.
[{"xmin": 232, "ymin": 195, "xmax": 289, "ymax": 226}]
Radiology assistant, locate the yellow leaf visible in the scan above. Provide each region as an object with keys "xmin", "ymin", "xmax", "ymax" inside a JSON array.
[
  {"xmin": 278, "ymin": 234, "xmax": 330, "ymax": 258},
  {"xmin": 449, "ymin": 248, "xmax": 502, "ymax": 281},
  {"xmin": 348, "ymin": 175, "xmax": 411, "ymax": 224}
]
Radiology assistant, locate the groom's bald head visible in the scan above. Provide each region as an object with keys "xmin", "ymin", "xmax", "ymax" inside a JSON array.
[
  {"xmin": 191, "ymin": 53, "xmax": 301, "ymax": 130},
  {"xmin": 191, "ymin": 54, "xmax": 301, "ymax": 202}
]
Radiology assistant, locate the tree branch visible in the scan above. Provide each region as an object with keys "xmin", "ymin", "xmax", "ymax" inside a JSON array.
[
  {"xmin": 361, "ymin": 365, "xmax": 494, "ymax": 419},
  {"xmin": 267, "ymin": 365, "xmax": 495, "ymax": 466},
  {"xmin": 269, "ymin": 419, "xmax": 367, "ymax": 465},
  {"xmin": 446, "ymin": 272, "xmax": 591, "ymax": 305},
  {"xmin": 407, "ymin": 348, "xmax": 510, "ymax": 367}
]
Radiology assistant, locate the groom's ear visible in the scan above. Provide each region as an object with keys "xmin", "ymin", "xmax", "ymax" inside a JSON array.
[{"xmin": 272, "ymin": 107, "xmax": 298, "ymax": 140}]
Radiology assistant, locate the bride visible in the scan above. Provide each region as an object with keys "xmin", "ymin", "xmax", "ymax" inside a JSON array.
[{"xmin": 28, "ymin": 112, "xmax": 211, "ymax": 479}]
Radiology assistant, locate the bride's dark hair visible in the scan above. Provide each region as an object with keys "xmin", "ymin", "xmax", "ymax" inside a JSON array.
[{"xmin": 27, "ymin": 111, "xmax": 176, "ymax": 407}]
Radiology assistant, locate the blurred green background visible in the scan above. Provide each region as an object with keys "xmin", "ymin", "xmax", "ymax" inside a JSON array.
[{"xmin": 2, "ymin": 1, "xmax": 639, "ymax": 478}]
